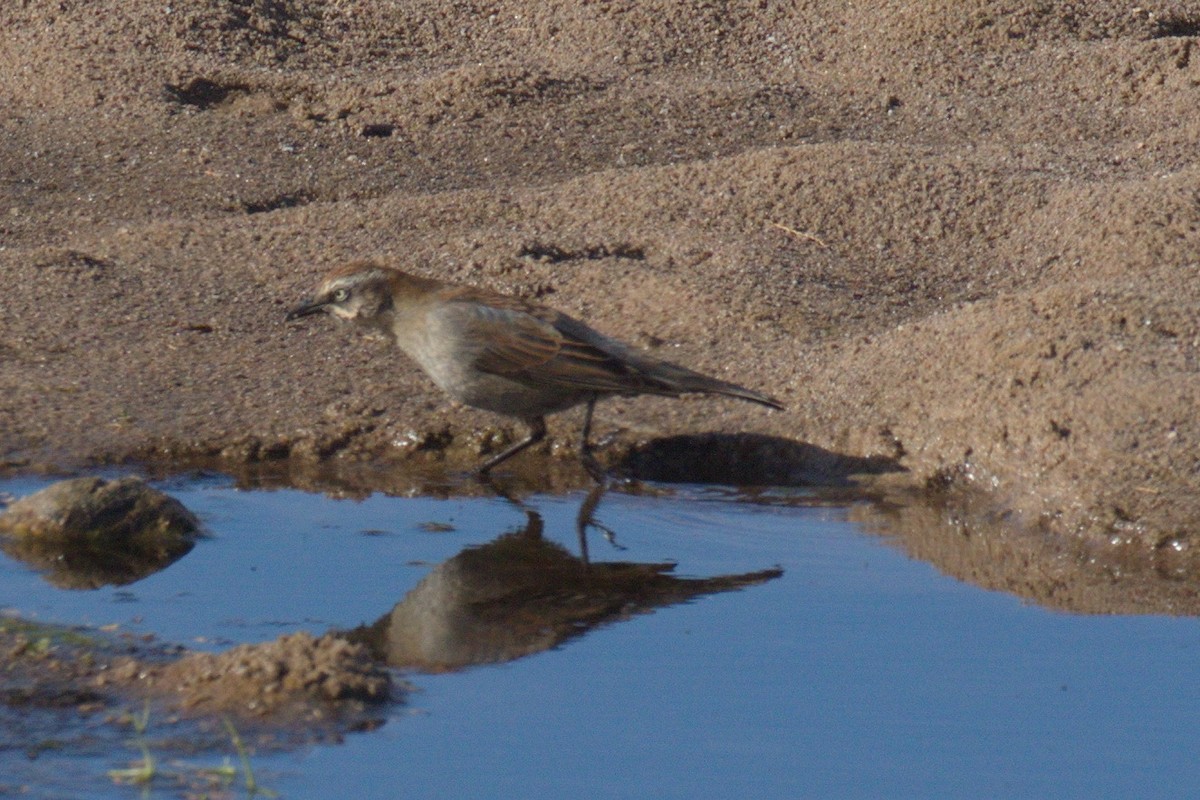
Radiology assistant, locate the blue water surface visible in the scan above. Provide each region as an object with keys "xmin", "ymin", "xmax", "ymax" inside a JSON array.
[{"xmin": 1, "ymin": 474, "xmax": 1197, "ymax": 799}]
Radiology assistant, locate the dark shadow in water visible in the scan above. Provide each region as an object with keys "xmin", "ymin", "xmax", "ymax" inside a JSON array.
[
  {"xmin": 0, "ymin": 533, "xmax": 194, "ymax": 590},
  {"xmin": 343, "ymin": 488, "xmax": 782, "ymax": 672},
  {"xmin": 624, "ymin": 433, "xmax": 904, "ymax": 487}
]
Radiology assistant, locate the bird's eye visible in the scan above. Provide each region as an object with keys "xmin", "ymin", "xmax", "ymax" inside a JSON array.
[{"xmin": 331, "ymin": 288, "xmax": 351, "ymax": 303}]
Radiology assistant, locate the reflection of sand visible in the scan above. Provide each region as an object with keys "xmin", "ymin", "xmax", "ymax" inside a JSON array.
[
  {"xmin": 853, "ymin": 489, "xmax": 1200, "ymax": 616},
  {"xmin": 3, "ymin": 3, "xmax": 1199, "ymax": 559}
]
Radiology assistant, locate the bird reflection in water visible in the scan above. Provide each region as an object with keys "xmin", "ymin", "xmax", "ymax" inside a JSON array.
[{"xmin": 344, "ymin": 486, "xmax": 782, "ymax": 672}]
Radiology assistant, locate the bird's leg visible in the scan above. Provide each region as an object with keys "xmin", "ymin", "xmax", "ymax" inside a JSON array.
[
  {"xmin": 576, "ymin": 487, "xmax": 595, "ymax": 566},
  {"xmin": 579, "ymin": 397, "xmax": 608, "ymax": 483},
  {"xmin": 477, "ymin": 416, "xmax": 547, "ymax": 476},
  {"xmin": 575, "ymin": 482, "xmax": 603, "ymax": 565},
  {"xmin": 574, "ymin": 483, "xmax": 625, "ymax": 565},
  {"xmin": 472, "ymin": 470, "xmax": 538, "ymax": 526}
]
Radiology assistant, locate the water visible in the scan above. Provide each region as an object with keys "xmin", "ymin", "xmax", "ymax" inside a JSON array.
[{"xmin": 1, "ymin": 473, "xmax": 1198, "ymax": 798}]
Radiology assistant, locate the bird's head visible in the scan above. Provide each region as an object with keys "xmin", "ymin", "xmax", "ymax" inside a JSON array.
[{"xmin": 286, "ymin": 261, "xmax": 395, "ymax": 325}]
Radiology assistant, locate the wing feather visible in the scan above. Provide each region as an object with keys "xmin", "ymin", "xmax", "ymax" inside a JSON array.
[{"xmin": 438, "ymin": 291, "xmax": 660, "ymax": 394}]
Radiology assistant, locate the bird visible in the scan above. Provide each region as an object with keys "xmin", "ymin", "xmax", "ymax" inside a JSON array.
[{"xmin": 286, "ymin": 260, "xmax": 783, "ymax": 481}]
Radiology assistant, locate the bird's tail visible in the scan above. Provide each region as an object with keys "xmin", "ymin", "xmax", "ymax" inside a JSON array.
[
  {"xmin": 645, "ymin": 362, "xmax": 785, "ymax": 410},
  {"xmin": 696, "ymin": 377, "xmax": 785, "ymax": 410}
]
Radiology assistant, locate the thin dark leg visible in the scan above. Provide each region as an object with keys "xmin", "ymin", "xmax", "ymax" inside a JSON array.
[
  {"xmin": 477, "ymin": 416, "xmax": 547, "ymax": 476},
  {"xmin": 579, "ymin": 397, "xmax": 607, "ymax": 483},
  {"xmin": 575, "ymin": 483, "xmax": 605, "ymax": 565},
  {"xmin": 575, "ymin": 482, "xmax": 623, "ymax": 564},
  {"xmin": 576, "ymin": 490, "xmax": 593, "ymax": 566}
]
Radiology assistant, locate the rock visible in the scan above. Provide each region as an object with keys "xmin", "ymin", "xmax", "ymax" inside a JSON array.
[{"xmin": 0, "ymin": 476, "xmax": 201, "ymax": 589}]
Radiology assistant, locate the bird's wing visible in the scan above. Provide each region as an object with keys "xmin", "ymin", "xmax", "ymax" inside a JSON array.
[{"xmin": 442, "ymin": 291, "xmax": 652, "ymax": 393}]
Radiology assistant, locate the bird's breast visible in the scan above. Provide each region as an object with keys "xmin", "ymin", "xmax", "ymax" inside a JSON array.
[
  {"xmin": 390, "ymin": 309, "xmax": 472, "ymax": 388},
  {"xmin": 388, "ymin": 305, "xmax": 586, "ymax": 417}
]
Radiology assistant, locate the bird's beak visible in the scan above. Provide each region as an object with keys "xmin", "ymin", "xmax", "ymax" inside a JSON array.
[{"xmin": 285, "ymin": 297, "xmax": 329, "ymax": 321}]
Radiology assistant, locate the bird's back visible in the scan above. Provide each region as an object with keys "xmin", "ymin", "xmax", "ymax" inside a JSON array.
[
  {"xmin": 434, "ymin": 290, "xmax": 781, "ymax": 408},
  {"xmin": 369, "ymin": 265, "xmax": 782, "ymax": 411}
]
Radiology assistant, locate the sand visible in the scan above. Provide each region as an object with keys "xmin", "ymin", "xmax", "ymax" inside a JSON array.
[{"xmin": 3, "ymin": 1, "xmax": 1200, "ymax": 600}]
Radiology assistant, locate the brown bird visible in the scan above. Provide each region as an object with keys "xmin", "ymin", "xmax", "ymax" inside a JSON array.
[{"xmin": 286, "ymin": 261, "xmax": 783, "ymax": 480}]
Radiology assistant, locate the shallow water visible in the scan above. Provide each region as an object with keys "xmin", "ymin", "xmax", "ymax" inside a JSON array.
[{"xmin": 2, "ymin": 473, "xmax": 1200, "ymax": 798}]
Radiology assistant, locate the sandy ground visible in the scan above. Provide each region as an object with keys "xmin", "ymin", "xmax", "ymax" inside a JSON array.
[
  {"xmin": 3, "ymin": 1, "xmax": 1200, "ymax": 607},
  {"xmin": 0, "ymin": 619, "xmax": 392, "ymax": 744}
]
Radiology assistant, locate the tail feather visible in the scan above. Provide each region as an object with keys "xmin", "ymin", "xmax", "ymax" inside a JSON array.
[
  {"xmin": 691, "ymin": 377, "xmax": 785, "ymax": 410},
  {"xmin": 712, "ymin": 382, "xmax": 785, "ymax": 411},
  {"xmin": 647, "ymin": 362, "xmax": 784, "ymax": 410},
  {"xmin": 557, "ymin": 317, "xmax": 785, "ymax": 410}
]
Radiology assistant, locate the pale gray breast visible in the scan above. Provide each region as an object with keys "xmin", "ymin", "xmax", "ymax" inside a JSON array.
[
  {"xmin": 396, "ymin": 301, "xmax": 587, "ymax": 416},
  {"xmin": 388, "ymin": 302, "xmax": 478, "ymax": 395}
]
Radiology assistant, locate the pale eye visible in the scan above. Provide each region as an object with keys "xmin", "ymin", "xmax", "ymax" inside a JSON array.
[{"xmin": 331, "ymin": 288, "xmax": 351, "ymax": 303}]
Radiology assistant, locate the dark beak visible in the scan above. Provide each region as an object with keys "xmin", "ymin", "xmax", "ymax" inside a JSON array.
[{"xmin": 285, "ymin": 298, "xmax": 329, "ymax": 321}]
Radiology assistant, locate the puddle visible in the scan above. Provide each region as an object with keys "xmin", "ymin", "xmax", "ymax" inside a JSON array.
[{"xmin": 2, "ymin": 472, "xmax": 1200, "ymax": 798}]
